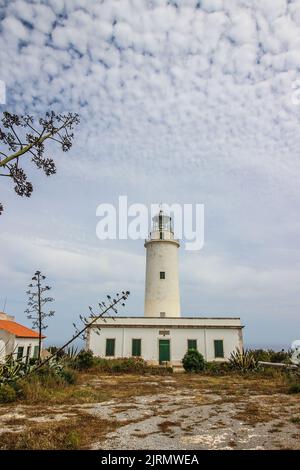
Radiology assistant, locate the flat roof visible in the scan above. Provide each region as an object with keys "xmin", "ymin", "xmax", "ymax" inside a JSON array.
[
  {"xmin": 90, "ymin": 316, "xmax": 243, "ymax": 329},
  {"xmin": 101, "ymin": 316, "xmax": 241, "ymax": 320}
]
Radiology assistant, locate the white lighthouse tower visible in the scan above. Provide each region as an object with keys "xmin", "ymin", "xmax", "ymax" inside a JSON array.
[{"xmin": 144, "ymin": 210, "xmax": 181, "ymax": 318}]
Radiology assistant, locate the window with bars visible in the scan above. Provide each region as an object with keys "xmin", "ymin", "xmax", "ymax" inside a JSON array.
[
  {"xmin": 160, "ymin": 271, "xmax": 165, "ymax": 279},
  {"xmin": 105, "ymin": 338, "xmax": 115, "ymax": 356}
]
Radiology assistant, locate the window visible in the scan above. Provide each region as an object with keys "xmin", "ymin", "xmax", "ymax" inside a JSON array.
[
  {"xmin": 33, "ymin": 345, "xmax": 39, "ymax": 359},
  {"xmin": 160, "ymin": 271, "xmax": 165, "ymax": 279},
  {"xmin": 188, "ymin": 339, "xmax": 197, "ymax": 351},
  {"xmin": 17, "ymin": 346, "xmax": 24, "ymax": 360},
  {"xmin": 106, "ymin": 338, "xmax": 115, "ymax": 356},
  {"xmin": 214, "ymin": 340, "xmax": 224, "ymax": 358},
  {"xmin": 132, "ymin": 339, "xmax": 141, "ymax": 357},
  {"xmin": 160, "ymin": 232, "xmax": 164, "ymax": 240},
  {"xmin": 160, "ymin": 312, "xmax": 166, "ymax": 318}
]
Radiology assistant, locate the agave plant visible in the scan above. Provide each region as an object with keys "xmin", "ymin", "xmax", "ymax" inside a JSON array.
[
  {"xmin": 44, "ymin": 357, "xmax": 64, "ymax": 374},
  {"xmin": 64, "ymin": 345, "xmax": 79, "ymax": 361},
  {"xmin": 0, "ymin": 356, "xmax": 26, "ymax": 385},
  {"xmin": 229, "ymin": 348, "xmax": 258, "ymax": 372}
]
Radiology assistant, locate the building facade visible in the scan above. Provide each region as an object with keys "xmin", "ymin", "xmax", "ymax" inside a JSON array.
[
  {"xmin": 0, "ymin": 312, "xmax": 45, "ymax": 363},
  {"xmin": 87, "ymin": 210, "xmax": 243, "ymax": 365},
  {"xmin": 87, "ymin": 317, "xmax": 243, "ymax": 365}
]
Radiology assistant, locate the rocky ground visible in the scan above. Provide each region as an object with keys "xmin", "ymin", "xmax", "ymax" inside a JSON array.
[{"xmin": 0, "ymin": 374, "xmax": 300, "ymax": 449}]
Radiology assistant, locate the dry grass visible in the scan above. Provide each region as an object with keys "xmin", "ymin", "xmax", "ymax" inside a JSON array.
[
  {"xmin": 3, "ymin": 417, "xmax": 27, "ymax": 426},
  {"xmin": 233, "ymin": 402, "xmax": 276, "ymax": 426},
  {"xmin": 1, "ymin": 369, "xmax": 298, "ymax": 450},
  {"xmin": 228, "ymin": 440, "xmax": 237, "ymax": 448},
  {"xmin": 131, "ymin": 431, "xmax": 158, "ymax": 438},
  {"xmin": 174, "ymin": 371, "xmax": 289, "ymax": 395},
  {"xmin": 157, "ymin": 420, "xmax": 181, "ymax": 434},
  {"xmin": 0, "ymin": 413, "xmax": 125, "ymax": 450},
  {"xmin": 14, "ymin": 373, "xmax": 169, "ymax": 406},
  {"xmin": 290, "ymin": 416, "xmax": 300, "ymax": 425},
  {"xmin": 1, "ymin": 369, "xmax": 292, "ymax": 407}
]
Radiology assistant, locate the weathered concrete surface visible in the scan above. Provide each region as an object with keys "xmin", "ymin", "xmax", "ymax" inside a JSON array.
[
  {"xmin": 1, "ymin": 375, "xmax": 300, "ymax": 449},
  {"xmin": 88, "ymin": 388, "xmax": 300, "ymax": 450}
]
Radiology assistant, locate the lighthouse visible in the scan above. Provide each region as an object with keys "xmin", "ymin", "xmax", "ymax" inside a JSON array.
[
  {"xmin": 144, "ymin": 210, "xmax": 181, "ymax": 318},
  {"xmin": 88, "ymin": 207, "xmax": 244, "ymax": 364}
]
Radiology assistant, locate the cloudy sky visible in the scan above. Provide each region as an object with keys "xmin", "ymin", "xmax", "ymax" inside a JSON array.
[{"xmin": 1, "ymin": 0, "xmax": 300, "ymax": 349}]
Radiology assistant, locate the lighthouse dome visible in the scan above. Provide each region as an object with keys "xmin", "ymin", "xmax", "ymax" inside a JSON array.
[{"xmin": 150, "ymin": 210, "xmax": 175, "ymax": 241}]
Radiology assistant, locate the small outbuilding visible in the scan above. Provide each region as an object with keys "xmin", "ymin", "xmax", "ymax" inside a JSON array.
[{"xmin": 0, "ymin": 312, "xmax": 45, "ymax": 362}]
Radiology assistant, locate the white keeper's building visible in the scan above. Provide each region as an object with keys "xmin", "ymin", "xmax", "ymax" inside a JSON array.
[
  {"xmin": 0, "ymin": 312, "xmax": 45, "ymax": 363},
  {"xmin": 87, "ymin": 211, "xmax": 243, "ymax": 365}
]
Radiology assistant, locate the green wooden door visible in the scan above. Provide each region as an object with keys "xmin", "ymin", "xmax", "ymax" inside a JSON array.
[{"xmin": 159, "ymin": 339, "xmax": 170, "ymax": 364}]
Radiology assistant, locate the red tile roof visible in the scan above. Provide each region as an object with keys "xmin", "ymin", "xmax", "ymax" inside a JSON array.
[{"xmin": 0, "ymin": 320, "xmax": 46, "ymax": 338}]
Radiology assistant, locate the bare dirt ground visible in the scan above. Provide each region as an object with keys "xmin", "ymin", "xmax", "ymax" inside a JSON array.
[{"xmin": 1, "ymin": 373, "xmax": 300, "ymax": 450}]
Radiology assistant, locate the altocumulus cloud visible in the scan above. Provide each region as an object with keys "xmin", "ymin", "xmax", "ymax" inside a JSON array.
[{"xmin": 0, "ymin": 0, "xmax": 300, "ymax": 346}]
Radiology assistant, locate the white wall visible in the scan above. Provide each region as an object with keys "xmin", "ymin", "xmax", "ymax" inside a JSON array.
[
  {"xmin": 14, "ymin": 338, "xmax": 40, "ymax": 361},
  {"xmin": 0, "ymin": 330, "xmax": 14, "ymax": 362},
  {"xmin": 88, "ymin": 324, "xmax": 243, "ymax": 365}
]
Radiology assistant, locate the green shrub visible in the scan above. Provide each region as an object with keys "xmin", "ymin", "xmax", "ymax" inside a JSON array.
[
  {"xmin": 205, "ymin": 361, "xmax": 230, "ymax": 375},
  {"xmin": 182, "ymin": 349, "xmax": 205, "ymax": 373},
  {"xmin": 32, "ymin": 360, "xmax": 76, "ymax": 387},
  {"xmin": 111, "ymin": 357, "xmax": 146, "ymax": 373},
  {"xmin": 258, "ymin": 367, "xmax": 286, "ymax": 379},
  {"xmin": 0, "ymin": 384, "xmax": 17, "ymax": 403},
  {"xmin": 249, "ymin": 349, "xmax": 271, "ymax": 362},
  {"xmin": 92, "ymin": 357, "xmax": 173, "ymax": 375},
  {"xmin": 269, "ymin": 350, "xmax": 291, "ymax": 363},
  {"xmin": 147, "ymin": 365, "xmax": 173, "ymax": 375},
  {"xmin": 75, "ymin": 350, "xmax": 94, "ymax": 370},
  {"xmin": 60, "ymin": 368, "xmax": 77, "ymax": 385},
  {"xmin": 288, "ymin": 383, "xmax": 300, "ymax": 394},
  {"xmin": 64, "ymin": 430, "xmax": 81, "ymax": 449},
  {"xmin": 33, "ymin": 369, "xmax": 64, "ymax": 387},
  {"xmin": 249, "ymin": 348, "xmax": 291, "ymax": 364},
  {"xmin": 95, "ymin": 357, "xmax": 148, "ymax": 373}
]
